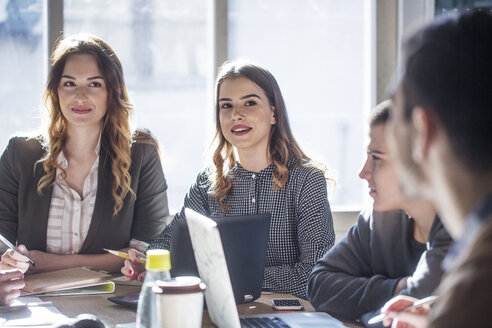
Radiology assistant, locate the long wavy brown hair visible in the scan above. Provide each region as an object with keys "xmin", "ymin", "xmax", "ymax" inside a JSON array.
[
  {"xmin": 210, "ymin": 60, "xmax": 322, "ymax": 212},
  {"xmin": 37, "ymin": 33, "xmax": 141, "ymax": 216}
]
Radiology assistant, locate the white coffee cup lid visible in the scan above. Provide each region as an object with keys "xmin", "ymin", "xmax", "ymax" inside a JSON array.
[{"xmin": 152, "ymin": 276, "xmax": 206, "ymax": 295}]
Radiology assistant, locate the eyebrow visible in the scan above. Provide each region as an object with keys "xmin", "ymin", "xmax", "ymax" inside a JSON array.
[
  {"xmin": 218, "ymin": 94, "xmax": 262, "ymax": 102},
  {"xmin": 367, "ymin": 149, "xmax": 385, "ymax": 155},
  {"xmin": 61, "ymin": 75, "xmax": 105, "ymax": 80}
]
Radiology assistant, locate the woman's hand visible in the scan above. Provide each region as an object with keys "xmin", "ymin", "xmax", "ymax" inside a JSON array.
[
  {"xmin": 381, "ymin": 295, "xmax": 430, "ymax": 328},
  {"xmin": 0, "ymin": 269, "xmax": 25, "ymax": 305},
  {"xmin": 0, "ymin": 245, "xmax": 31, "ymax": 273},
  {"xmin": 120, "ymin": 248, "xmax": 146, "ymax": 282}
]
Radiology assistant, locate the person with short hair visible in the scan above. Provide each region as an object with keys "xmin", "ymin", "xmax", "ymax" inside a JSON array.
[
  {"xmin": 381, "ymin": 10, "xmax": 492, "ymax": 328},
  {"xmin": 307, "ymin": 100, "xmax": 451, "ymax": 325}
]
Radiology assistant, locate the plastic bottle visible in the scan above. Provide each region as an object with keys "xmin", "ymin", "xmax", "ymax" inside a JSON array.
[{"xmin": 136, "ymin": 249, "xmax": 172, "ymax": 328}]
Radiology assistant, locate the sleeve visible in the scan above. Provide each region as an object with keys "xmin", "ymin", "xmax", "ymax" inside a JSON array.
[
  {"xmin": 307, "ymin": 210, "xmax": 400, "ymax": 321},
  {"xmin": 359, "ymin": 217, "xmax": 453, "ymax": 327},
  {"xmin": 131, "ymin": 143, "xmax": 170, "ymax": 243},
  {"xmin": 428, "ymin": 220, "xmax": 492, "ymax": 328},
  {"xmin": 401, "ymin": 217, "xmax": 452, "ymax": 298},
  {"xmin": 148, "ymin": 171, "xmax": 211, "ymax": 250},
  {"xmin": 0, "ymin": 138, "xmax": 20, "ymax": 245},
  {"xmin": 262, "ymin": 168, "xmax": 335, "ymax": 299}
]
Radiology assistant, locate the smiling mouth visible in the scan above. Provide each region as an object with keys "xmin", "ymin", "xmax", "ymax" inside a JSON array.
[
  {"xmin": 231, "ymin": 127, "xmax": 252, "ymax": 135},
  {"xmin": 72, "ymin": 107, "xmax": 91, "ymax": 114}
]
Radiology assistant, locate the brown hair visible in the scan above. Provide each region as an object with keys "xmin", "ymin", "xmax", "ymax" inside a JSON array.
[
  {"xmin": 210, "ymin": 60, "xmax": 324, "ymax": 212},
  {"xmin": 370, "ymin": 100, "xmax": 391, "ymax": 127},
  {"xmin": 37, "ymin": 33, "xmax": 141, "ymax": 216}
]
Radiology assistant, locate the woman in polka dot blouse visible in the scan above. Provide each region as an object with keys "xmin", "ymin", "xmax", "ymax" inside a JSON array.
[{"xmin": 122, "ymin": 59, "xmax": 335, "ymax": 299}]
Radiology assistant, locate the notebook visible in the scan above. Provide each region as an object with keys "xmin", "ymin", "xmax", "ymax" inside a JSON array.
[
  {"xmin": 171, "ymin": 211, "xmax": 271, "ymax": 304},
  {"xmin": 21, "ymin": 267, "xmax": 115, "ymax": 296},
  {"xmin": 185, "ymin": 208, "xmax": 348, "ymax": 328}
]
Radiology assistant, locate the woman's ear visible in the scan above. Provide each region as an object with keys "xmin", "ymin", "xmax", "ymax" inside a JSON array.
[
  {"xmin": 271, "ymin": 106, "xmax": 276, "ymax": 125},
  {"xmin": 411, "ymin": 107, "xmax": 437, "ymax": 164}
]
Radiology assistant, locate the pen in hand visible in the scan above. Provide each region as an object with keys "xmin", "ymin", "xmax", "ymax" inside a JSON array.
[
  {"xmin": 103, "ymin": 248, "xmax": 146, "ymax": 264},
  {"xmin": 368, "ymin": 295, "xmax": 438, "ymax": 325},
  {"xmin": 0, "ymin": 233, "xmax": 35, "ymax": 267}
]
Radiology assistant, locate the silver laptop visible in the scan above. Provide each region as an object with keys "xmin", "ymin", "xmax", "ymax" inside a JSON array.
[{"xmin": 185, "ymin": 208, "xmax": 348, "ymax": 328}]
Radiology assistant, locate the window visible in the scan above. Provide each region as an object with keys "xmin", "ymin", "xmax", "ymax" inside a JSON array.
[
  {"xmin": 64, "ymin": 0, "xmax": 213, "ymax": 211},
  {"xmin": 228, "ymin": 0, "xmax": 373, "ymax": 209},
  {"xmin": 2, "ymin": 0, "xmax": 374, "ymax": 211},
  {"xmin": 0, "ymin": 0, "xmax": 44, "ymax": 150},
  {"xmin": 435, "ymin": 0, "xmax": 492, "ymax": 14}
]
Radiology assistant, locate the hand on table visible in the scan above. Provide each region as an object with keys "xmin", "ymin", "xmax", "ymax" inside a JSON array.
[
  {"xmin": 0, "ymin": 269, "xmax": 25, "ymax": 305},
  {"xmin": 381, "ymin": 295, "xmax": 430, "ymax": 328},
  {"xmin": 121, "ymin": 248, "xmax": 146, "ymax": 282},
  {"xmin": 0, "ymin": 244, "xmax": 31, "ymax": 273}
]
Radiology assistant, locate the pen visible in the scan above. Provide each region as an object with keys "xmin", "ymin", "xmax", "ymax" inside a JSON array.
[
  {"xmin": 368, "ymin": 295, "xmax": 438, "ymax": 325},
  {"xmin": 103, "ymin": 248, "xmax": 146, "ymax": 264},
  {"xmin": 0, "ymin": 233, "xmax": 35, "ymax": 267}
]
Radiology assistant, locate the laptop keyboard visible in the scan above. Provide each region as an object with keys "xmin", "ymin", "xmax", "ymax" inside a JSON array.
[{"xmin": 240, "ymin": 317, "xmax": 290, "ymax": 328}]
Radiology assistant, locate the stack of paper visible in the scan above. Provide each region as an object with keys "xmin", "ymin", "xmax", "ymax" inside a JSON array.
[{"xmin": 21, "ymin": 267, "xmax": 115, "ymax": 296}]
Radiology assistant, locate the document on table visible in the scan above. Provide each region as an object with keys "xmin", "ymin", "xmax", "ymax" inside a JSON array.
[{"xmin": 0, "ymin": 296, "xmax": 69, "ymax": 327}]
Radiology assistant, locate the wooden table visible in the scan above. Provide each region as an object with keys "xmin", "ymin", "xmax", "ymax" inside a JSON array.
[
  {"xmin": 42, "ymin": 284, "xmax": 141, "ymax": 327},
  {"xmin": 43, "ymin": 286, "xmax": 361, "ymax": 328}
]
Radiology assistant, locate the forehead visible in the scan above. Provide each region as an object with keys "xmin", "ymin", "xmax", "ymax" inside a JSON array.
[
  {"xmin": 63, "ymin": 54, "xmax": 101, "ymax": 74},
  {"xmin": 219, "ymin": 76, "xmax": 266, "ymax": 97},
  {"xmin": 368, "ymin": 124, "xmax": 388, "ymax": 150}
]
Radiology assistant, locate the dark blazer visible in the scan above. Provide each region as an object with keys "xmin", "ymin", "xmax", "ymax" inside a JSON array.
[{"xmin": 0, "ymin": 135, "xmax": 169, "ymax": 254}]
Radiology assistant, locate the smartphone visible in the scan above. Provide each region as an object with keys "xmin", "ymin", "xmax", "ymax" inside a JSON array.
[
  {"xmin": 271, "ymin": 298, "xmax": 304, "ymax": 311},
  {"xmin": 107, "ymin": 294, "xmax": 139, "ymax": 309}
]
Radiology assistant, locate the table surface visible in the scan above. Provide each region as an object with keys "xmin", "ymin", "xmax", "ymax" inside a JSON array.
[{"xmin": 42, "ymin": 283, "xmax": 361, "ymax": 328}]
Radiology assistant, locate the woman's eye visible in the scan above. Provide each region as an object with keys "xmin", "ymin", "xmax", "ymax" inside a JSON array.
[
  {"xmin": 371, "ymin": 155, "xmax": 380, "ymax": 162},
  {"xmin": 245, "ymin": 100, "xmax": 256, "ymax": 106},
  {"xmin": 89, "ymin": 81, "xmax": 103, "ymax": 87},
  {"xmin": 63, "ymin": 81, "xmax": 75, "ymax": 87},
  {"xmin": 221, "ymin": 103, "xmax": 232, "ymax": 109}
]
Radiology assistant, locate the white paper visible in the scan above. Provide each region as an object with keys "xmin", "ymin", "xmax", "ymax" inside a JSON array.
[{"xmin": 0, "ymin": 297, "xmax": 69, "ymax": 327}]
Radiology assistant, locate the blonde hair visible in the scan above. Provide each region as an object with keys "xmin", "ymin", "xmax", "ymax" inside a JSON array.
[
  {"xmin": 37, "ymin": 34, "xmax": 139, "ymax": 216},
  {"xmin": 210, "ymin": 60, "xmax": 329, "ymax": 212}
]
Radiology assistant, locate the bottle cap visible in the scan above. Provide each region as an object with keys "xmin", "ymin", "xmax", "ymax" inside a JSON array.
[{"xmin": 146, "ymin": 249, "xmax": 171, "ymax": 271}]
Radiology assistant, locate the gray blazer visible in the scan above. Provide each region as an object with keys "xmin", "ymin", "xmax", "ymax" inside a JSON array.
[{"xmin": 0, "ymin": 135, "xmax": 169, "ymax": 254}]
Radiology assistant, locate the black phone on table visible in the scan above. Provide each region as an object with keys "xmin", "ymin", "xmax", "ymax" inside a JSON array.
[{"xmin": 107, "ymin": 294, "xmax": 139, "ymax": 309}]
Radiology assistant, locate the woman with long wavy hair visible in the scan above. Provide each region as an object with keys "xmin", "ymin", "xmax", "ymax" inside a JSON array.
[
  {"xmin": 0, "ymin": 34, "xmax": 169, "ymax": 274},
  {"xmin": 123, "ymin": 60, "xmax": 335, "ymax": 298}
]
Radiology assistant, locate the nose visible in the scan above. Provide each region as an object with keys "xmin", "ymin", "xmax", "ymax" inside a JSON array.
[
  {"xmin": 358, "ymin": 155, "xmax": 372, "ymax": 182},
  {"xmin": 74, "ymin": 86, "xmax": 88, "ymax": 101},
  {"xmin": 231, "ymin": 107, "xmax": 243, "ymax": 121}
]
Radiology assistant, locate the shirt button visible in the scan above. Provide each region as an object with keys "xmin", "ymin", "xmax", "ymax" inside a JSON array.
[
  {"xmin": 252, "ymin": 174, "xmax": 256, "ymax": 179},
  {"xmin": 252, "ymin": 198, "xmax": 256, "ymax": 203},
  {"xmin": 74, "ymin": 232, "xmax": 79, "ymax": 236}
]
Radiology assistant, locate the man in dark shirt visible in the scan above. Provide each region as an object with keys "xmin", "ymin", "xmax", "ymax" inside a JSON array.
[{"xmin": 307, "ymin": 101, "xmax": 451, "ymax": 326}]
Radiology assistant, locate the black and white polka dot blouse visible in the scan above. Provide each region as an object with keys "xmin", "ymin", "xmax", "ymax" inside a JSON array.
[{"xmin": 149, "ymin": 159, "xmax": 335, "ymax": 299}]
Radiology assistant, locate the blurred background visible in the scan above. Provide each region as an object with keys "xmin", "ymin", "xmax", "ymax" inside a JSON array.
[{"xmin": 1, "ymin": 0, "xmax": 490, "ymax": 217}]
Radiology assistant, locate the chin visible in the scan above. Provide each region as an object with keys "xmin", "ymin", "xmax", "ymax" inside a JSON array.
[
  {"xmin": 373, "ymin": 200, "xmax": 400, "ymax": 213},
  {"xmin": 373, "ymin": 204, "xmax": 391, "ymax": 212}
]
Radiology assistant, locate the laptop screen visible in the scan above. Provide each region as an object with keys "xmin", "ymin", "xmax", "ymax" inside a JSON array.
[{"xmin": 171, "ymin": 211, "xmax": 271, "ymax": 304}]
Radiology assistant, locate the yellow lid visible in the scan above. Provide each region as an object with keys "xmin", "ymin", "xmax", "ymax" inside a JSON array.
[{"xmin": 146, "ymin": 249, "xmax": 171, "ymax": 271}]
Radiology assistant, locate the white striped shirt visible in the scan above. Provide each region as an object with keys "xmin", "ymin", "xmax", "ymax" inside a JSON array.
[{"xmin": 46, "ymin": 145, "xmax": 100, "ymax": 254}]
